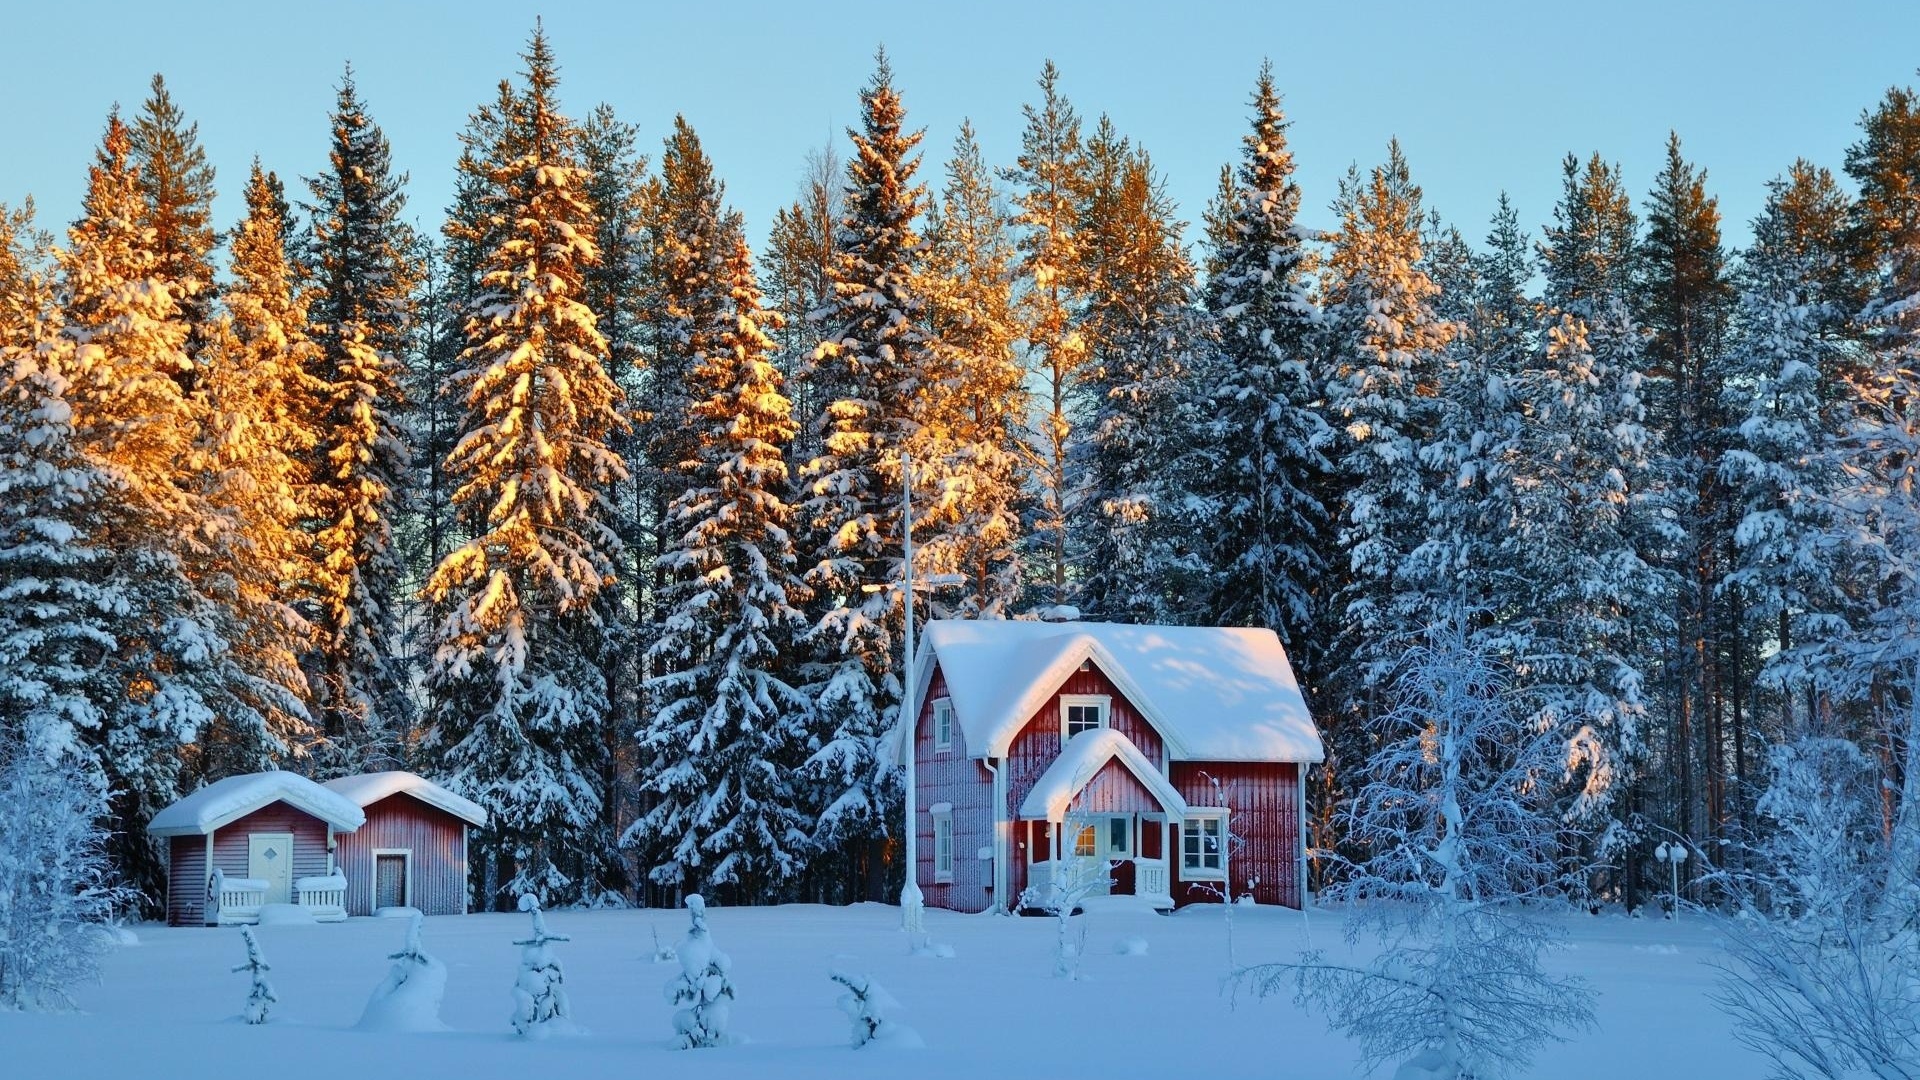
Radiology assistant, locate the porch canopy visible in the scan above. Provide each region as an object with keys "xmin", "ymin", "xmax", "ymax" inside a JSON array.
[{"xmin": 1018, "ymin": 728, "xmax": 1190, "ymax": 822}]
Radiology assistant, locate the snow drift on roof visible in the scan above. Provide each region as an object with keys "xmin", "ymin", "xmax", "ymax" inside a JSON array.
[
  {"xmin": 147, "ymin": 771, "xmax": 367, "ymax": 837},
  {"xmin": 321, "ymin": 771, "xmax": 489, "ymax": 826},
  {"xmin": 1018, "ymin": 728, "xmax": 1190, "ymax": 822},
  {"xmin": 918, "ymin": 619, "xmax": 1323, "ymax": 763}
]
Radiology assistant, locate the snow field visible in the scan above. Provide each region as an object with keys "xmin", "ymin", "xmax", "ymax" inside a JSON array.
[{"xmin": 1, "ymin": 903, "xmax": 1764, "ymax": 1080}]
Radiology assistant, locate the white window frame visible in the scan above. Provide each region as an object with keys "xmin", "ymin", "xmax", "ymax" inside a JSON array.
[
  {"xmin": 932, "ymin": 697, "xmax": 955, "ymax": 752},
  {"xmin": 372, "ymin": 847, "xmax": 414, "ymax": 908},
  {"xmin": 1059, "ymin": 694, "xmax": 1111, "ymax": 745},
  {"xmin": 1071, "ymin": 822, "xmax": 1098, "ymax": 858},
  {"xmin": 931, "ymin": 808, "xmax": 954, "ymax": 884},
  {"xmin": 1180, "ymin": 812, "xmax": 1228, "ymax": 881}
]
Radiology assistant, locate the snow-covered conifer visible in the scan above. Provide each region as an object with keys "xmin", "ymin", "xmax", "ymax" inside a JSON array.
[
  {"xmin": 797, "ymin": 50, "xmax": 931, "ymax": 862},
  {"xmin": 665, "ymin": 894, "xmax": 734, "ymax": 1048},
  {"xmin": 1194, "ymin": 63, "xmax": 1329, "ymax": 637},
  {"xmin": 358, "ymin": 911, "xmax": 447, "ymax": 1032},
  {"xmin": 629, "ymin": 229, "xmax": 814, "ymax": 899},
  {"xmin": 510, "ymin": 894, "xmax": 573, "ymax": 1037},
  {"xmin": 301, "ymin": 66, "xmax": 418, "ymax": 770},
  {"xmin": 1240, "ymin": 624, "xmax": 1594, "ymax": 1080},
  {"xmin": 424, "ymin": 27, "xmax": 628, "ymax": 906},
  {"xmin": 830, "ymin": 970, "xmax": 920, "ymax": 1048},
  {"xmin": 233, "ymin": 927, "xmax": 275, "ymax": 1024},
  {"xmin": 128, "ymin": 74, "xmax": 218, "ymax": 362}
]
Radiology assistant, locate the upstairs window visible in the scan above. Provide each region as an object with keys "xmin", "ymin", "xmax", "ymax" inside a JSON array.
[
  {"xmin": 1059, "ymin": 695, "xmax": 1110, "ymax": 744},
  {"xmin": 933, "ymin": 698, "xmax": 954, "ymax": 752}
]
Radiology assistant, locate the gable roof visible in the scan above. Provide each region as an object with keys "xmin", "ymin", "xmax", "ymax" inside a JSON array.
[
  {"xmin": 912, "ymin": 619, "xmax": 1323, "ymax": 764},
  {"xmin": 1017, "ymin": 728, "xmax": 1191, "ymax": 822},
  {"xmin": 147, "ymin": 771, "xmax": 367, "ymax": 837},
  {"xmin": 321, "ymin": 771, "xmax": 489, "ymax": 827}
]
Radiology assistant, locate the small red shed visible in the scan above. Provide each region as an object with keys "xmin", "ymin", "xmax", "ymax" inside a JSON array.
[
  {"xmin": 321, "ymin": 771, "xmax": 489, "ymax": 916},
  {"xmin": 147, "ymin": 771, "xmax": 366, "ymax": 927},
  {"xmin": 901, "ymin": 619, "xmax": 1324, "ymax": 913}
]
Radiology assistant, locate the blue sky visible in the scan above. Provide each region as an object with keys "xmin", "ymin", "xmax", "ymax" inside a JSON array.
[{"xmin": 5, "ymin": 0, "xmax": 1918, "ymax": 260}]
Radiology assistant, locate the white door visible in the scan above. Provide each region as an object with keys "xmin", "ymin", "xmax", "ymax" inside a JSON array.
[{"xmin": 248, "ymin": 833, "xmax": 295, "ymax": 905}]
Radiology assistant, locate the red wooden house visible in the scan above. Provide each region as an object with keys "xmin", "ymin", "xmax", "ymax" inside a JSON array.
[
  {"xmin": 148, "ymin": 770, "xmax": 487, "ymax": 926},
  {"xmin": 903, "ymin": 619, "xmax": 1323, "ymax": 911}
]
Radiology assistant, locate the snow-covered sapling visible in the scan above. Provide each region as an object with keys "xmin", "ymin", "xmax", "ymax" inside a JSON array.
[
  {"xmin": 510, "ymin": 894, "xmax": 573, "ymax": 1037},
  {"xmin": 357, "ymin": 911, "xmax": 448, "ymax": 1032},
  {"xmin": 232, "ymin": 927, "xmax": 276, "ymax": 1024},
  {"xmin": 650, "ymin": 923, "xmax": 676, "ymax": 964},
  {"xmin": 1237, "ymin": 624, "xmax": 1595, "ymax": 1080},
  {"xmin": 665, "ymin": 894, "xmax": 734, "ymax": 1048},
  {"xmin": 1018, "ymin": 811, "xmax": 1111, "ymax": 980},
  {"xmin": 831, "ymin": 970, "xmax": 921, "ymax": 1048}
]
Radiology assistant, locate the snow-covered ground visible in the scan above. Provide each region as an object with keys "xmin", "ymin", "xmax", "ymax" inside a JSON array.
[{"xmin": 3, "ymin": 901, "xmax": 1765, "ymax": 1079}]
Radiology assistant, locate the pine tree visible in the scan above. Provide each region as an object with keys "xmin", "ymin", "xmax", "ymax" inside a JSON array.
[
  {"xmin": 1001, "ymin": 60, "xmax": 1089, "ymax": 603},
  {"xmin": 919, "ymin": 121, "xmax": 1027, "ymax": 617},
  {"xmin": 425, "ymin": 27, "xmax": 628, "ymax": 907},
  {"xmin": 1195, "ymin": 64, "xmax": 1329, "ymax": 642},
  {"xmin": 1075, "ymin": 125, "xmax": 1209, "ymax": 622},
  {"xmin": 54, "ymin": 112, "xmax": 231, "ymax": 910},
  {"xmin": 301, "ymin": 66, "xmax": 418, "ymax": 769},
  {"xmin": 797, "ymin": 50, "xmax": 932, "ymax": 885},
  {"xmin": 628, "ymin": 230, "xmax": 813, "ymax": 901},
  {"xmin": 128, "ymin": 74, "xmax": 218, "ymax": 368},
  {"xmin": 189, "ymin": 161, "xmax": 325, "ymax": 777},
  {"xmin": 1321, "ymin": 141, "xmax": 1455, "ymax": 706}
]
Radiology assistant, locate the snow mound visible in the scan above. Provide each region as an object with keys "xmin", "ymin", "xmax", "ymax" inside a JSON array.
[
  {"xmin": 375, "ymin": 906, "xmax": 423, "ymax": 919},
  {"xmin": 355, "ymin": 955, "xmax": 448, "ymax": 1033},
  {"xmin": 96, "ymin": 924, "xmax": 140, "ymax": 947},
  {"xmin": 256, "ymin": 904, "xmax": 317, "ymax": 926},
  {"xmin": 910, "ymin": 942, "xmax": 956, "ymax": 959},
  {"xmin": 1114, "ymin": 936, "xmax": 1149, "ymax": 956}
]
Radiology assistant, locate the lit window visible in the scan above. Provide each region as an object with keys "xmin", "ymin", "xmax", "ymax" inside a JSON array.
[
  {"xmin": 1059, "ymin": 695, "xmax": 1110, "ymax": 744},
  {"xmin": 1182, "ymin": 816, "xmax": 1225, "ymax": 879},
  {"xmin": 1072, "ymin": 824, "xmax": 1097, "ymax": 858},
  {"xmin": 933, "ymin": 699, "xmax": 954, "ymax": 751},
  {"xmin": 933, "ymin": 810, "xmax": 954, "ymax": 883}
]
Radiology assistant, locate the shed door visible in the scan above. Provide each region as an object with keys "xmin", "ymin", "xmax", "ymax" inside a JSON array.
[
  {"xmin": 375, "ymin": 853, "xmax": 408, "ymax": 909},
  {"xmin": 248, "ymin": 833, "xmax": 294, "ymax": 904}
]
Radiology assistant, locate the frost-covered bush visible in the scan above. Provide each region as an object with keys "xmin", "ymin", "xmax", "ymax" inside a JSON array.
[
  {"xmin": 357, "ymin": 912, "xmax": 447, "ymax": 1033},
  {"xmin": 510, "ymin": 894, "xmax": 574, "ymax": 1037},
  {"xmin": 1238, "ymin": 625, "xmax": 1594, "ymax": 1080},
  {"xmin": 831, "ymin": 970, "xmax": 922, "ymax": 1048},
  {"xmin": 665, "ymin": 894, "xmax": 734, "ymax": 1047},
  {"xmin": 1709, "ymin": 738, "xmax": 1920, "ymax": 1079},
  {"xmin": 233, "ymin": 927, "xmax": 275, "ymax": 1024},
  {"xmin": 1017, "ymin": 823, "xmax": 1109, "ymax": 980},
  {"xmin": 0, "ymin": 727, "xmax": 130, "ymax": 1011}
]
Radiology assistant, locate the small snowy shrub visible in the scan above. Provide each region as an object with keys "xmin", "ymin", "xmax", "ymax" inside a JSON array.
[
  {"xmin": 232, "ymin": 927, "xmax": 276, "ymax": 1024},
  {"xmin": 510, "ymin": 894, "xmax": 574, "ymax": 1037},
  {"xmin": 831, "ymin": 970, "xmax": 921, "ymax": 1048},
  {"xmin": 650, "ymin": 923, "xmax": 677, "ymax": 964},
  {"xmin": 665, "ymin": 894, "xmax": 734, "ymax": 1048},
  {"xmin": 0, "ymin": 727, "xmax": 131, "ymax": 1011},
  {"xmin": 1017, "ymin": 821, "xmax": 1109, "ymax": 980},
  {"xmin": 357, "ymin": 912, "xmax": 448, "ymax": 1033}
]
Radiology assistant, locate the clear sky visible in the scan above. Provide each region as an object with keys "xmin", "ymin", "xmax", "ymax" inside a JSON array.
[{"xmin": 5, "ymin": 0, "xmax": 1918, "ymax": 262}]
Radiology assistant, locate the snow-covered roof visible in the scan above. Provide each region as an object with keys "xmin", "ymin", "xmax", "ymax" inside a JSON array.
[
  {"xmin": 1017, "ymin": 728, "xmax": 1191, "ymax": 822},
  {"xmin": 147, "ymin": 771, "xmax": 367, "ymax": 837},
  {"xmin": 913, "ymin": 619, "xmax": 1324, "ymax": 763},
  {"xmin": 321, "ymin": 771, "xmax": 489, "ymax": 826}
]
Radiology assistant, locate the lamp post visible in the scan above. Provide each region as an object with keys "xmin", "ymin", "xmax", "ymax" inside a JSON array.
[{"xmin": 1653, "ymin": 841, "xmax": 1689, "ymax": 919}]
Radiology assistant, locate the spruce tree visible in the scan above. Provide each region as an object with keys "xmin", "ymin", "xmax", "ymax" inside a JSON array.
[
  {"xmin": 1075, "ymin": 127, "xmax": 1209, "ymax": 622},
  {"xmin": 1195, "ymin": 63, "xmax": 1329, "ymax": 642},
  {"xmin": 798, "ymin": 50, "xmax": 931, "ymax": 883},
  {"xmin": 762, "ymin": 147, "xmax": 841, "ymax": 467},
  {"xmin": 629, "ymin": 230, "xmax": 814, "ymax": 901},
  {"xmin": 424, "ymin": 27, "xmax": 628, "ymax": 907},
  {"xmin": 128, "ymin": 74, "xmax": 218, "ymax": 367},
  {"xmin": 1001, "ymin": 60, "xmax": 1088, "ymax": 603},
  {"xmin": 920, "ymin": 121, "xmax": 1027, "ymax": 617},
  {"xmin": 301, "ymin": 66, "xmax": 418, "ymax": 769},
  {"xmin": 54, "ymin": 112, "xmax": 230, "ymax": 910}
]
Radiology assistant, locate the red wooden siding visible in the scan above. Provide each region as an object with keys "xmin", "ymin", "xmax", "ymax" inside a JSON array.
[
  {"xmin": 166, "ymin": 835, "xmax": 208, "ymax": 926},
  {"xmin": 1169, "ymin": 761, "xmax": 1303, "ymax": 908},
  {"xmin": 211, "ymin": 803, "xmax": 332, "ymax": 905},
  {"xmin": 1072, "ymin": 759, "xmax": 1164, "ymax": 815},
  {"xmin": 333, "ymin": 793, "xmax": 470, "ymax": 916},
  {"xmin": 914, "ymin": 665, "xmax": 996, "ymax": 912}
]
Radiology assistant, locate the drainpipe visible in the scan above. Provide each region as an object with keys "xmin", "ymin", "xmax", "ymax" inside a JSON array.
[{"xmin": 985, "ymin": 756, "xmax": 1005, "ymax": 912}]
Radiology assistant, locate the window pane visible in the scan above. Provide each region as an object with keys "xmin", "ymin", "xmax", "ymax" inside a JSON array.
[
  {"xmin": 1073, "ymin": 825, "xmax": 1096, "ymax": 857},
  {"xmin": 1109, "ymin": 818, "xmax": 1128, "ymax": 852}
]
